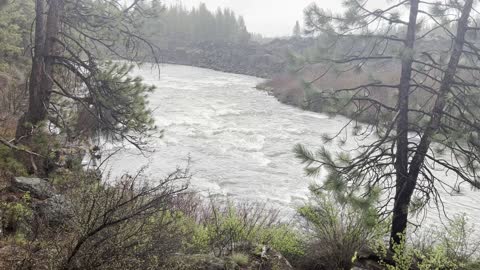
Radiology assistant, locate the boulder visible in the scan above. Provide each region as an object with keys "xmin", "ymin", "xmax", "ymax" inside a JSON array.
[
  {"xmin": 12, "ymin": 177, "xmax": 56, "ymax": 199},
  {"xmin": 250, "ymin": 246, "xmax": 293, "ymax": 270},
  {"xmin": 353, "ymin": 249, "xmax": 387, "ymax": 270},
  {"xmin": 33, "ymin": 194, "xmax": 72, "ymax": 226}
]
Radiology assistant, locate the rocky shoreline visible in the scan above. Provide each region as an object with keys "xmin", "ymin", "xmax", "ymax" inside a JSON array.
[{"xmin": 156, "ymin": 38, "xmax": 314, "ymax": 78}]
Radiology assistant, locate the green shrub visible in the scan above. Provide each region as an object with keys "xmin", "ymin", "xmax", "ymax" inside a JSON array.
[
  {"xmin": 231, "ymin": 253, "xmax": 249, "ymax": 266},
  {"xmin": 296, "ymin": 188, "xmax": 386, "ymax": 270},
  {"xmin": 377, "ymin": 233, "xmax": 461, "ymax": 270},
  {"xmin": 258, "ymin": 224, "xmax": 305, "ymax": 260},
  {"xmin": 376, "ymin": 214, "xmax": 480, "ymax": 270},
  {"xmin": 0, "ymin": 192, "xmax": 32, "ymax": 238},
  {"xmin": 0, "ymin": 145, "xmax": 27, "ymax": 177},
  {"xmin": 186, "ymin": 199, "xmax": 303, "ymax": 258},
  {"xmin": 414, "ymin": 214, "xmax": 480, "ymax": 269}
]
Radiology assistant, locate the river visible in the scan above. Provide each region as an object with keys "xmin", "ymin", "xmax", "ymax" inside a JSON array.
[{"xmin": 108, "ymin": 64, "xmax": 480, "ymax": 228}]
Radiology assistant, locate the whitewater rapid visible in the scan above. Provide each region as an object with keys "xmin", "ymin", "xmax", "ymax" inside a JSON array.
[{"xmin": 108, "ymin": 64, "xmax": 480, "ymax": 228}]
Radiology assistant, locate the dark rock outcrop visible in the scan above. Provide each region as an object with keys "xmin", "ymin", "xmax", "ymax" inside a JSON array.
[
  {"xmin": 12, "ymin": 177, "xmax": 56, "ymax": 200},
  {"xmin": 33, "ymin": 194, "xmax": 72, "ymax": 226},
  {"xmin": 10, "ymin": 177, "xmax": 72, "ymax": 227}
]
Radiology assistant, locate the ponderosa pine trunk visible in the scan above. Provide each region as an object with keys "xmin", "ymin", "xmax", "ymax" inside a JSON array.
[
  {"xmin": 390, "ymin": 0, "xmax": 420, "ymax": 248},
  {"xmin": 390, "ymin": 0, "xmax": 473, "ymax": 249},
  {"xmin": 16, "ymin": 0, "xmax": 62, "ymax": 140}
]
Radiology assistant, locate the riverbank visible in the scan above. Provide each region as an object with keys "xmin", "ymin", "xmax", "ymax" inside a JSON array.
[
  {"xmin": 255, "ymin": 63, "xmax": 405, "ymax": 124},
  {"xmin": 2, "ymin": 64, "xmax": 480, "ymax": 270},
  {"xmin": 155, "ymin": 38, "xmax": 314, "ymax": 78}
]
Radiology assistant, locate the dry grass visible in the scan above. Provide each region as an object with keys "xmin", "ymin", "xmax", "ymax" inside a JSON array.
[{"xmin": 261, "ymin": 62, "xmax": 437, "ymax": 122}]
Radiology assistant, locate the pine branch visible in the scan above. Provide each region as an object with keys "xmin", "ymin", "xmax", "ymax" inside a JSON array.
[
  {"xmin": 294, "ymin": 144, "xmax": 317, "ymax": 165},
  {"xmin": 0, "ymin": 136, "xmax": 44, "ymax": 158}
]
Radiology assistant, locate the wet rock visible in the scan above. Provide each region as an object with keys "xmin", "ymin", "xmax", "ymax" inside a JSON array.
[
  {"xmin": 33, "ymin": 194, "xmax": 72, "ymax": 226},
  {"xmin": 12, "ymin": 177, "xmax": 56, "ymax": 199}
]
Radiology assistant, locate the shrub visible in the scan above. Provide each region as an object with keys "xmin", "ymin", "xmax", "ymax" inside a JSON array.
[
  {"xmin": 185, "ymin": 198, "xmax": 304, "ymax": 259},
  {"xmin": 0, "ymin": 192, "xmax": 31, "ymax": 238},
  {"xmin": 413, "ymin": 214, "xmax": 480, "ymax": 269},
  {"xmin": 296, "ymin": 188, "xmax": 385, "ymax": 270},
  {"xmin": 374, "ymin": 214, "xmax": 480, "ymax": 270},
  {"xmin": 25, "ymin": 168, "xmax": 191, "ymax": 270},
  {"xmin": 0, "ymin": 144, "xmax": 27, "ymax": 182}
]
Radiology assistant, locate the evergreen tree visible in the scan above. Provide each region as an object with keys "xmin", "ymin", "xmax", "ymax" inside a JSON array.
[
  {"xmin": 293, "ymin": 20, "xmax": 301, "ymax": 38},
  {"xmin": 139, "ymin": 3, "xmax": 251, "ymax": 46},
  {"xmin": 215, "ymin": 8, "xmax": 226, "ymax": 41},
  {"xmin": 237, "ymin": 16, "xmax": 251, "ymax": 44},
  {"xmin": 15, "ymin": 0, "xmax": 158, "ymax": 175},
  {"xmin": 296, "ymin": 0, "xmax": 479, "ymax": 249}
]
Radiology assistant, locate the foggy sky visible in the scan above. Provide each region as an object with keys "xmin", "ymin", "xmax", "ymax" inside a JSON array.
[{"xmin": 163, "ymin": 0, "xmax": 387, "ymax": 37}]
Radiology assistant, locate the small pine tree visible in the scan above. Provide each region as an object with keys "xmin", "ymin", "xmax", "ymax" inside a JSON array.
[{"xmin": 293, "ymin": 20, "xmax": 301, "ymax": 38}]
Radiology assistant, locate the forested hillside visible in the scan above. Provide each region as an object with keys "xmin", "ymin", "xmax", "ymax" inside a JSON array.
[
  {"xmin": 141, "ymin": 2, "xmax": 251, "ymax": 48},
  {"xmin": 136, "ymin": 2, "xmax": 312, "ymax": 77}
]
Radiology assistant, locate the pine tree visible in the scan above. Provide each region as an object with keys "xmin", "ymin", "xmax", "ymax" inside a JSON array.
[
  {"xmin": 15, "ymin": 0, "xmax": 159, "ymax": 175},
  {"xmin": 237, "ymin": 16, "xmax": 251, "ymax": 44},
  {"xmin": 296, "ymin": 0, "xmax": 478, "ymax": 249},
  {"xmin": 138, "ymin": 3, "xmax": 251, "ymax": 46},
  {"xmin": 293, "ymin": 20, "xmax": 301, "ymax": 38}
]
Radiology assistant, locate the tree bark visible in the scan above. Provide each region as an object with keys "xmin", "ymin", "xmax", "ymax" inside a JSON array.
[
  {"xmin": 16, "ymin": 0, "xmax": 62, "ymax": 140},
  {"xmin": 390, "ymin": 0, "xmax": 473, "ymax": 248},
  {"xmin": 14, "ymin": 0, "xmax": 62, "ymax": 176},
  {"xmin": 409, "ymin": 0, "xmax": 472, "ymax": 185},
  {"xmin": 390, "ymin": 0, "xmax": 420, "ymax": 248}
]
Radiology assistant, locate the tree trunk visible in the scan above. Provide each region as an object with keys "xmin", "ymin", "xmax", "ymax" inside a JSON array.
[
  {"xmin": 409, "ymin": 0, "xmax": 472, "ymax": 185},
  {"xmin": 390, "ymin": 0, "xmax": 473, "ymax": 248},
  {"xmin": 16, "ymin": 0, "xmax": 62, "ymax": 140},
  {"xmin": 15, "ymin": 0, "xmax": 62, "ymax": 176},
  {"xmin": 390, "ymin": 0, "xmax": 419, "ymax": 248}
]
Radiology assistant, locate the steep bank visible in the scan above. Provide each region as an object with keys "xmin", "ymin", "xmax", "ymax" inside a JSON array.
[{"xmin": 156, "ymin": 38, "xmax": 314, "ymax": 78}]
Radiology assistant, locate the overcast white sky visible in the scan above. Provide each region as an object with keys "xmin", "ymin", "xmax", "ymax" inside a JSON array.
[{"xmin": 163, "ymin": 0, "xmax": 387, "ymax": 37}]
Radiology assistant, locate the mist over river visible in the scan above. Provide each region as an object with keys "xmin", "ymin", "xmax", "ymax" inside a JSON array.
[{"xmin": 108, "ymin": 64, "xmax": 480, "ymax": 228}]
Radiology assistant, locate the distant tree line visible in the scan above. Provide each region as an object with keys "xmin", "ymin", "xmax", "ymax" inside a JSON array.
[{"xmin": 141, "ymin": 2, "xmax": 251, "ymax": 49}]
